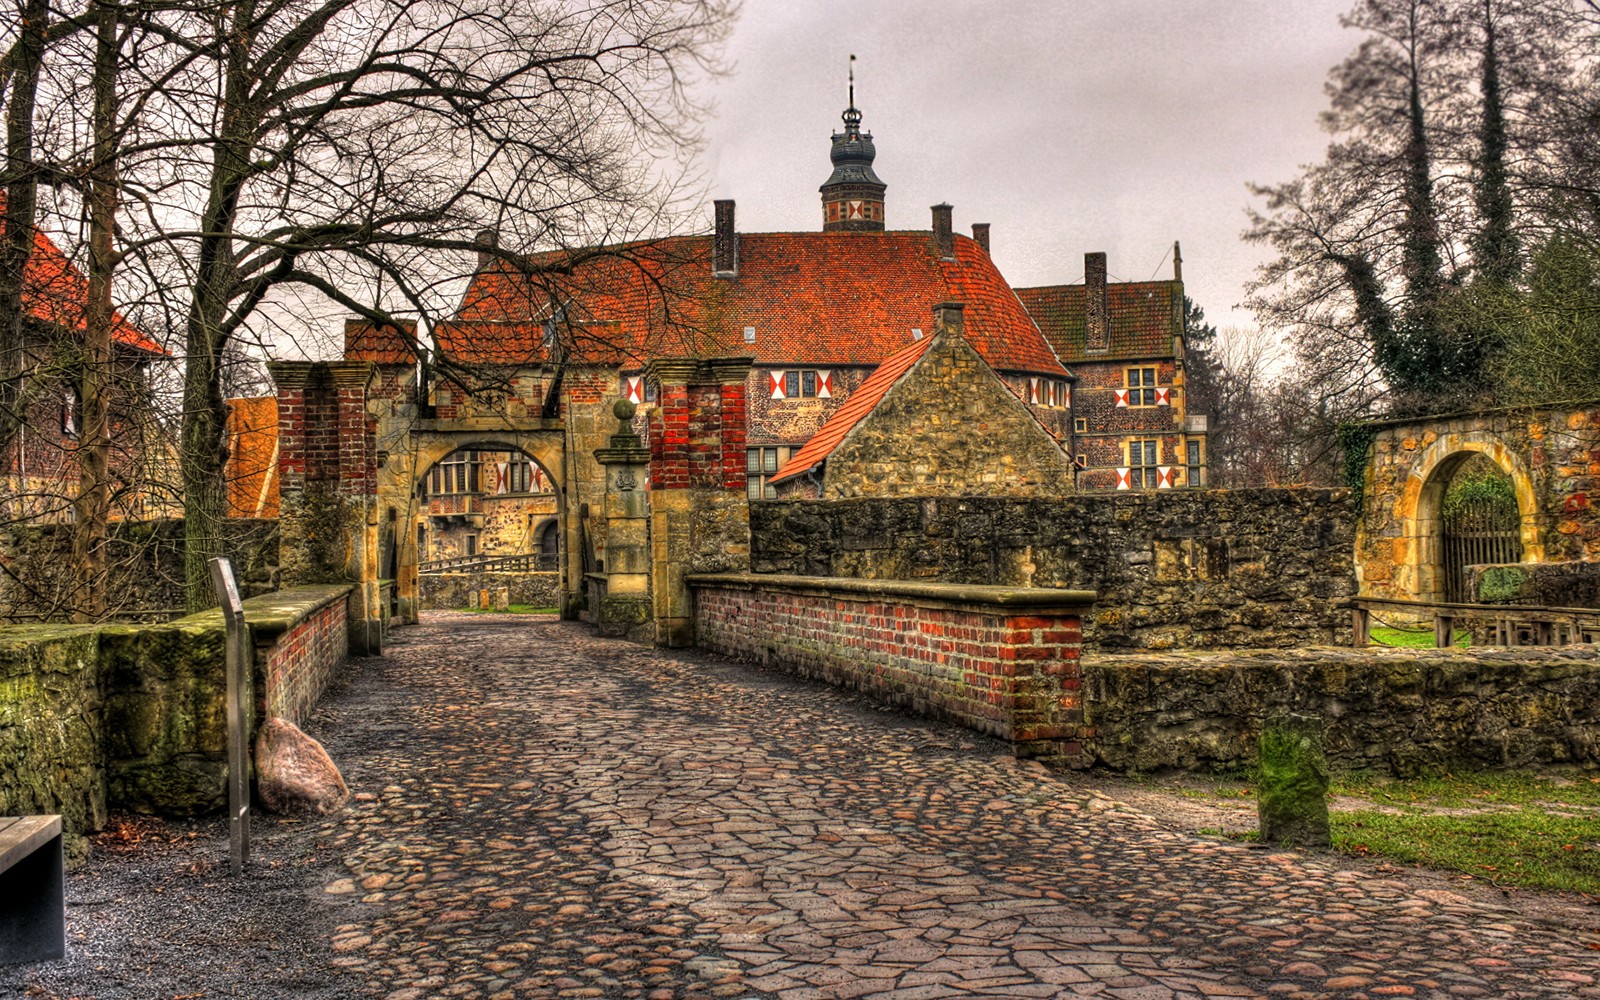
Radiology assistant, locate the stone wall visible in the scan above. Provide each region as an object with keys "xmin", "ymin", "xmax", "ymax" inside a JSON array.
[
  {"xmin": 0, "ymin": 625, "xmax": 107, "ymax": 855},
  {"xmin": 419, "ymin": 571, "xmax": 561, "ymax": 610},
  {"xmin": 0, "ymin": 584, "xmax": 353, "ymax": 839},
  {"xmin": 0, "ymin": 518, "xmax": 280, "ymax": 621},
  {"xmin": 811, "ymin": 307, "xmax": 1077, "ymax": 499},
  {"xmin": 1083, "ymin": 645, "xmax": 1600, "ymax": 775},
  {"xmin": 1357, "ymin": 403, "xmax": 1600, "ymax": 602},
  {"xmin": 1467, "ymin": 561, "xmax": 1600, "ymax": 608},
  {"xmin": 690, "ymin": 572, "xmax": 1094, "ymax": 762},
  {"xmin": 750, "ymin": 489, "xmax": 1356, "ymax": 650}
]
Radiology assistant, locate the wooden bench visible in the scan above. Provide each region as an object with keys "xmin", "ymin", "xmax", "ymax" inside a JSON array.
[{"xmin": 0, "ymin": 815, "xmax": 65, "ymax": 963}]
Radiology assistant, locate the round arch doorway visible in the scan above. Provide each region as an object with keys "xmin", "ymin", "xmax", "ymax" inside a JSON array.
[
  {"xmin": 1413, "ymin": 449, "xmax": 1531, "ymax": 604},
  {"xmin": 415, "ymin": 444, "xmax": 561, "ymax": 610}
]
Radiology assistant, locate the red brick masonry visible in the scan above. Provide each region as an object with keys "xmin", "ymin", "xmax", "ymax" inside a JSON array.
[
  {"xmin": 688, "ymin": 573, "xmax": 1096, "ymax": 764},
  {"xmin": 243, "ymin": 585, "xmax": 354, "ymax": 728}
]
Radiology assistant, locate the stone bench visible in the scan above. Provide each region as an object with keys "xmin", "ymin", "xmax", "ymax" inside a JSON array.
[{"xmin": 0, "ymin": 815, "xmax": 65, "ymax": 963}]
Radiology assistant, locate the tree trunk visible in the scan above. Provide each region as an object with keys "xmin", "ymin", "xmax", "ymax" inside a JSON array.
[
  {"xmin": 181, "ymin": 0, "xmax": 257, "ymax": 612},
  {"xmin": 0, "ymin": 0, "xmax": 49, "ymax": 453},
  {"xmin": 72, "ymin": 0, "xmax": 119, "ymax": 621}
]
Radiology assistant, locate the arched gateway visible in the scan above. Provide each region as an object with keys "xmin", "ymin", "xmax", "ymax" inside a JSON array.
[{"xmin": 1354, "ymin": 404, "xmax": 1599, "ymax": 604}]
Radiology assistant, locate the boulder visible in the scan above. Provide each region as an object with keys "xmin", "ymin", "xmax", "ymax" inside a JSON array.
[{"xmin": 254, "ymin": 717, "xmax": 349, "ymax": 815}]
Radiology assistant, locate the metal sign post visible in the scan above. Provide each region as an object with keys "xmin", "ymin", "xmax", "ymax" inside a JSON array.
[{"xmin": 208, "ymin": 556, "xmax": 251, "ymax": 876}]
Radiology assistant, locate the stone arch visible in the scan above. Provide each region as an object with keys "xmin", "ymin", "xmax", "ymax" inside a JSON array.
[
  {"xmin": 1401, "ymin": 432, "xmax": 1541, "ymax": 602},
  {"xmin": 386, "ymin": 429, "xmax": 568, "ymax": 621}
]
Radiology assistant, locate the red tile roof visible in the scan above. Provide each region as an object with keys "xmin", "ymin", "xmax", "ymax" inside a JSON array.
[
  {"xmin": 768, "ymin": 334, "xmax": 932, "ymax": 486},
  {"xmin": 1, "ymin": 208, "xmax": 165, "ymax": 355},
  {"xmin": 453, "ymin": 232, "xmax": 1068, "ymax": 376},
  {"xmin": 1014, "ymin": 280, "xmax": 1180, "ymax": 362}
]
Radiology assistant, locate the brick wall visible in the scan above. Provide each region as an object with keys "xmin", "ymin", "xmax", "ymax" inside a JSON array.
[
  {"xmin": 751, "ymin": 489, "xmax": 1357, "ymax": 650},
  {"xmin": 252, "ymin": 587, "xmax": 351, "ymax": 727},
  {"xmin": 689, "ymin": 572, "xmax": 1094, "ymax": 762}
]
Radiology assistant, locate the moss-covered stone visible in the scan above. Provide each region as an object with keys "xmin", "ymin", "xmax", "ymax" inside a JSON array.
[
  {"xmin": 0, "ymin": 625, "xmax": 107, "ymax": 839},
  {"xmin": 1257, "ymin": 713, "xmax": 1331, "ymax": 848}
]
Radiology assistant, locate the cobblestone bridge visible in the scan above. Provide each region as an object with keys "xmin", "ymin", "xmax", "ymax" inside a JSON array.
[{"xmin": 14, "ymin": 613, "xmax": 1600, "ymax": 999}]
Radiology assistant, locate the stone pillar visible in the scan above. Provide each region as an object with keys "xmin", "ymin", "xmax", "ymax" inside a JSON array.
[
  {"xmin": 593, "ymin": 399, "xmax": 653, "ymax": 641},
  {"xmin": 560, "ymin": 365, "xmax": 616, "ymax": 620},
  {"xmin": 646, "ymin": 356, "xmax": 752, "ymax": 647},
  {"xmin": 267, "ymin": 360, "xmax": 382, "ymax": 655}
]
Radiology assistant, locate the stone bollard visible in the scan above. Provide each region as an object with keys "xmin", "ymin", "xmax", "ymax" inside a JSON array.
[
  {"xmin": 1256, "ymin": 712, "xmax": 1331, "ymax": 848},
  {"xmin": 479, "ymin": 588, "xmax": 490, "ymax": 610},
  {"xmin": 496, "ymin": 586, "xmax": 511, "ymax": 610}
]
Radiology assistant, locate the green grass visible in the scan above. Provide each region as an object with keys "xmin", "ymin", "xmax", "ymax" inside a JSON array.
[
  {"xmin": 458, "ymin": 604, "xmax": 558, "ymax": 614},
  {"xmin": 1370, "ymin": 626, "xmax": 1470, "ymax": 648},
  {"xmin": 1329, "ymin": 770, "xmax": 1600, "ymax": 893}
]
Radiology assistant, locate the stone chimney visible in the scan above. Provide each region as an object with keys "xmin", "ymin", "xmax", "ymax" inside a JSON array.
[
  {"xmin": 933, "ymin": 301, "xmax": 965, "ymax": 340},
  {"xmin": 932, "ymin": 204, "xmax": 954, "ymax": 259},
  {"xmin": 474, "ymin": 228, "xmax": 498, "ymax": 270},
  {"xmin": 971, "ymin": 223, "xmax": 991, "ymax": 255},
  {"xmin": 1173, "ymin": 240, "xmax": 1183, "ymax": 283},
  {"xmin": 1085, "ymin": 251, "xmax": 1109, "ymax": 353},
  {"xmin": 713, "ymin": 199, "xmax": 738, "ymax": 276}
]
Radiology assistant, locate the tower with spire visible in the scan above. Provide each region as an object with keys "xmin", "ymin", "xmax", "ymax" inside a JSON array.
[{"xmin": 820, "ymin": 56, "xmax": 886, "ymax": 232}]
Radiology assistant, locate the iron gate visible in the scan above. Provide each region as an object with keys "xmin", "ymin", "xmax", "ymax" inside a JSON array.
[{"xmin": 1441, "ymin": 496, "xmax": 1522, "ymax": 602}]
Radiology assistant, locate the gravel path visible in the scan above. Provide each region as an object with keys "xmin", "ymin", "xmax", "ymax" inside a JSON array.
[{"xmin": 5, "ymin": 613, "xmax": 1598, "ymax": 999}]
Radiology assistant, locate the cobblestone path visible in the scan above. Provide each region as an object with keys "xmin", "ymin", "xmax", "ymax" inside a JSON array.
[{"xmin": 307, "ymin": 614, "xmax": 1600, "ymax": 1000}]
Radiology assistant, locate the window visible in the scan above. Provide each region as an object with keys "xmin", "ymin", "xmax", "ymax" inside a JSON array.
[
  {"xmin": 1128, "ymin": 439, "xmax": 1160, "ymax": 488},
  {"xmin": 1126, "ymin": 367, "xmax": 1158, "ymax": 407},
  {"xmin": 802, "ymin": 370, "xmax": 817, "ymax": 397},
  {"xmin": 784, "ymin": 371, "xmax": 800, "ymax": 398},
  {"xmin": 62, "ymin": 387, "xmax": 78, "ymax": 438},
  {"xmin": 746, "ymin": 445, "xmax": 796, "ymax": 499},
  {"xmin": 427, "ymin": 450, "xmax": 480, "ymax": 496},
  {"xmin": 1186, "ymin": 440, "xmax": 1205, "ymax": 488},
  {"xmin": 465, "ymin": 534, "xmax": 478, "ymax": 557},
  {"xmin": 1074, "ymin": 417, "xmax": 1088, "ymax": 434},
  {"xmin": 770, "ymin": 370, "xmax": 831, "ymax": 400}
]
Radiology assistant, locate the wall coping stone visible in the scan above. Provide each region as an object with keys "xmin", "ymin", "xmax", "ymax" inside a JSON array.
[
  {"xmin": 688, "ymin": 572, "xmax": 1095, "ymax": 615},
  {"xmin": 173, "ymin": 584, "xmax": 353, "ymax": 646}
]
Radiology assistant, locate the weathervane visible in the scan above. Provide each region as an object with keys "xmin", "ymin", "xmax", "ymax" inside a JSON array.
[{"xmin": 843, "ymin": 54, "xmax": 862, "ymax": 132}]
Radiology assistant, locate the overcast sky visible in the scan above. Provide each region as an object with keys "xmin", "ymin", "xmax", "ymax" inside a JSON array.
[{"xmin": 699, "ymin": 0, "xmax": 1357, "ymax": 330}]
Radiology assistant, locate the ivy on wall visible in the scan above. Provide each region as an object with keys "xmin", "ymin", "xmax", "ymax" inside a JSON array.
[{"xmin": 1335, "ymin": 422, "xmax": 1380, "ymax": 508}]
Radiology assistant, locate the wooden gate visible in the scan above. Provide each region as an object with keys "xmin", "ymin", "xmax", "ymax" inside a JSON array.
[{"xmin": 1441, "ymin": 495, "xmax": 1522, "ymax": 602}]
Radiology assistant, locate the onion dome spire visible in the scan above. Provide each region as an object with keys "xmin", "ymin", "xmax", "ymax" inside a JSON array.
[{"xmin": 821, "ymin": 55, "xmax": 886, "ymax": 232}]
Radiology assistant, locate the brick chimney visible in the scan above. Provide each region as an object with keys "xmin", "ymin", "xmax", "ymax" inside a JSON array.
[
  {"xmin": 713, "ymin": 199, "xmax": 738, "ymax": 276},
  {"xmin": 971, "ymin": 223, "xmax": 991, "ymax": 255},
  {"xmin": 1085, "ymin": 251, "xmax": 1109, "ymax": 353},
  {"xmin": 474, "ymin": 228, "xmax": 498, "ymax": 270},
  {"xmin": 932, "ymin": 204, "xmax": 954, "ymax": 259}
]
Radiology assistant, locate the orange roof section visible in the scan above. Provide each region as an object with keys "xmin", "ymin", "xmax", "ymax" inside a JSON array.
[
  {"xmin": 1, "ymin": 206, "xmax": 166, "ymax": 355},
  {"xmin": 453, "ymin": 231, "xmax": 1069, "ymax": 377},
  {"xmin": 1013, "ymin": 280, "xmax": 1180, "ymax": 363},
  {"xmin": 224, "ymin": 396, "xmax": 280, "ymax": 519},
  {"xmin": 768, "ymin": 334, "xmax": 932, "ymax": 486}
]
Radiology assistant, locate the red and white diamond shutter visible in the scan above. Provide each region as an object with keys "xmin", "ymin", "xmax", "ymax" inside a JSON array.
[
  {"xmin": 1155, "ymin": 387, "xmax": 1171, "ymax": 407},
  {"xmin": 1114, "ymin": 389, "xmax": 1130, "ymax": 408},
  {"xmin": 1157, "ymin": 466, "xmax": 1176, "ymax": 489},
  {"xmin": 769, "ymin": 371, "xmax": 787, "ymax": 400},
  {"xmin": 817, "ymin": 371, "xmax": 833, "ymax": 398},
  {"xmin": 624, "ymin": 375, "xmax": 644, "ymax": 403},
  {"xmin": 1115, "ymin": 468, "xmax": 1132, "ymax": 490}
]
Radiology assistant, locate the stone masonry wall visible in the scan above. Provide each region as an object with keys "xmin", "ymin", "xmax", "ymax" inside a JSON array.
[
  {"xmin": 1358, "ymin": 403, "xmax": 1600, "ymax": 601},
  {"xmin": 818, "ymin": 316, "xmax": 1077, "ymax": 499},
  {"xmin": 690, "ymin": 573, "xmax": 1093, "ymax": 762},
  {"xmin": 0, "ymin": 584, "xmax": 352, "ymax": 838},
  {"xmin": 1084, "ymin": 645, "xmax": 1600, "ymax": 775},
  {"xmin": 751, "ymin": 489, "xmax": 1356, "ymax": 650},
  {"xmin": 0, "ymin": 625, "xmax": 106, "ymax": 856},
  {"xmin": 0, "ymin": 518, "xmax": 280, "ymax": 621}
]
